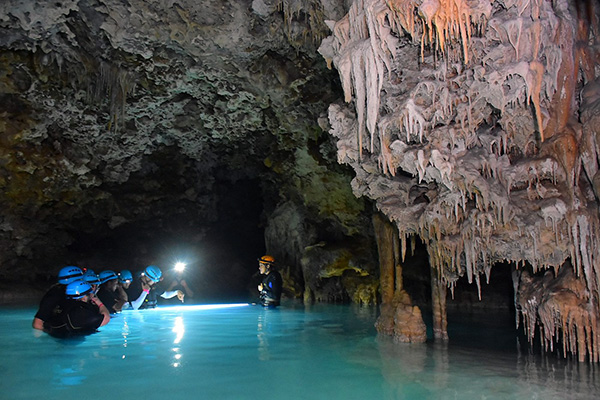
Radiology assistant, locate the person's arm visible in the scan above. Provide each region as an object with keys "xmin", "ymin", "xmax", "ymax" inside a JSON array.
[
  {"xmin": 263, "ymin": 273, "xmax": 282, "ymax": 300},
  {"xmin": 130, "ymin": 289, "xmax": 149, "ymax": 310},
  {"xmin": 33, "ymin": 285, "xmax": 61, "ymax": 330},
  {"xmin": 160, "ymin": 290, "xmax": 185, "ymax": 302},
  {"xmin": 116, "ymin": 285, "xmax": 129, "ymax": 302},
  {"xmin": 90, "ymin": 295, "xmax": 111, "ymax": 326},
  {"xmin": 127, "ymin": 280, "xmax": 152, "ymax": 310},
  {"xmin": 262, "ymin": 276, "xmax": 274, "ymax": 298},
  {"xmin": 181, "ymin": 280, "xmax": 194, "ymax": 297},
  {"xmin": 112, "ymin": 286, "xmax": 127, "ymax": 312},
  {"xmin": 113, "ymin": 299, "xmax": 126, "ymax": 312}
]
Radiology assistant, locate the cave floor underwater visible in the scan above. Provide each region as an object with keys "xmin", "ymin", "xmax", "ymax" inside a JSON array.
[{"xmin": 1, "ymin": 302, "xmax": 598, "ymax": 400}]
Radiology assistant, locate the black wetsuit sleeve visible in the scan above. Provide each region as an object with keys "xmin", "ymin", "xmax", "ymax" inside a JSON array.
[
  {"xmin": 97, "ymin": 287, "xmax": 118, "ymax": 314},
  {"xmin": 34, "ymin": 284, "xmax": 64, "ymax": 322}
]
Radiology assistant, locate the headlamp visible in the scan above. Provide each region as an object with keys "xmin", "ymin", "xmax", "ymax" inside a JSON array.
[{"xmin": 174, "ymin": 262, "xmax": 186, "ymax": 273}]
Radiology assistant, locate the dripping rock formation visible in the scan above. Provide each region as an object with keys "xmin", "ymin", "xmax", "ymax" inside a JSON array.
[{"xmin": 320, "ymin": 0, "xmax": 600, "ymax": 361}]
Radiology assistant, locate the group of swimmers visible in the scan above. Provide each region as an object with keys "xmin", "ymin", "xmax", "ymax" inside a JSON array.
[
  {"xmin": 33, "ymin": 255, "xmax": 284, "ymax": 337},
  {"xmin": 32, "ymin": 265, "xmax": 184, "ymax": 337}
]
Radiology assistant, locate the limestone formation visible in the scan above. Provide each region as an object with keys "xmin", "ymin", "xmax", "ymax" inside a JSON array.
[
  {"xmin": 0, "ymin": 0, "xmax": 372, "ymax": 301},
  {"xmin": 320, "ymin": 0, "xmax": 600, "ymax": 360}
]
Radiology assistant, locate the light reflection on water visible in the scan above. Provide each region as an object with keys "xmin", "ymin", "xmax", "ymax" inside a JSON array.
[{"xmin": 0, "ymin": 304, "xmax": 598, "ymax": 399}]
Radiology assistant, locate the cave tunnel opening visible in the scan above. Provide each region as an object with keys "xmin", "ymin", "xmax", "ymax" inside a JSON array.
[
  {"xmin": 60, "ymin": 171, "xmax": 267, "ymax": 304},
  {"xmin": 444, "ymin": 261, "xmax": 524, "ymax": 351},
  {"xmin": 400, "ymin": 238, "xmax": 524, "ymax": 347},
  {"xmin": 446, "ymin": 262, "xmax": 515, "ymax": 314}
]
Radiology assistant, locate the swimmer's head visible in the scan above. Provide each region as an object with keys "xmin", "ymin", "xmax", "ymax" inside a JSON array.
[
  {"xmin": 58, "ymin": 266, "xmax": 84, "ymax": 285},
  {"xmin": 65, "ymin": 280, "xmax": 93, "ymax": 300},
  {"xmin": 143, "ymin": 265, "xmax": 162, "ymax": 283}
]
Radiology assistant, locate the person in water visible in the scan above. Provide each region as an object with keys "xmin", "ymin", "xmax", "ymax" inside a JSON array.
[
  {"xmin": 165, "ymin": 264, "xmax": 195, "ymax": 300},
  {"xmin": 42, "ymin": 280, "xmax": 110, "ymax": 337},
  {"xmin": 83, "ymin": 269, "xmax": 101, "ymax": 295},
  {"xmin": 257, "ymin": 255, "xmax": 283, "ymax": 308},
  {"xmin": 97, "ymin": 270, "xmax": 127, "ymax": 313},
  {"xmin": 115, "ymin": 269, "xmax": 132, "ymax": 308},
  {"xmin": 33, "ymin": 266, "xmax": 84, "ymax": 330},
  {"xmin": 126, "ymin": 265, "xmax": 185, "ymax": 310}
]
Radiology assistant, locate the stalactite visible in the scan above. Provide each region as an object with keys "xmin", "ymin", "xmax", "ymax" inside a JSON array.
[
  {"xmin": 431, "ymin": 266, "xmax": 449, "ymax": 340},
  {"xmin": 322, "ymin": 0, "xmax": 600, "ymax": 361},
  {"xmin": 321, "ymin": 0, "xmax": 398, "ymax": 159},
  {"xmin": 386, "ymin": 0, "xmax": 417, "ymax": 38},
  {"xmin": 529, "ymin": 0, "xmax": 545, "ymax": 141},
  {"xmin": 278, "ymin": 0, "xmax": 328, "ymax": 45},
  {"xmin": 518, "ymin": 265, "xmax": 600, "ymax": 362},
  {"xmin": 543, "ymin": 9, "xmax": 577, "ymax": 140},
  {"xmin": 86, "ymin": 61, "xmax": 136, "ymax": 133}
]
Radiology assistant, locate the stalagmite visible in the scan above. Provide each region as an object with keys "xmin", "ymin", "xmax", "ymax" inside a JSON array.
[
  {"xmin": 373, "ymin": 213, "xmax": 427, "ymax": 343},
  {"xmin": 321, "ymin": 0, "xmax": 600, "ymax": 361}
]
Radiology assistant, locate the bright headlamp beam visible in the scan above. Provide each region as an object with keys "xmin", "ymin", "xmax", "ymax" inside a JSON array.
[{"xmin": 174, "ymin": 262, "xmax": 186, "ymax": 272}]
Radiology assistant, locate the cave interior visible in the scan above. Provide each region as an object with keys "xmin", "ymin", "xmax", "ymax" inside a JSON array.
[{"xmin": 1, "ymin": 0, "xmax": 600, "ymax": 362}]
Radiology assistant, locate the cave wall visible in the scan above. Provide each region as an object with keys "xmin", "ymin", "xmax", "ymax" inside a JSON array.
[{"xmin": 0, "ymin": 0, "xmax": 379, "ymax": 302}]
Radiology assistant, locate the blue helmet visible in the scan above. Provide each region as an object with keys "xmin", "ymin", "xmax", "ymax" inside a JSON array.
[
  {"xmin": 83, "ymin": 270, "xmax": 101, "ymax": 285},
  {"xmin": 144, "ymin": 265, "xmax": 162, "ymax": 282},
  {"xmin": 119, "ymin": 270, "xmax": 133, "ymax": 283},
  {"xmin": 99, "ymin": 270, "xmax": 118, "ymax": 284},
  {"xmin": 58, "ymin": 266, "xmax": 84, "ymax": 285},
  {"xmin": 65, "ymin": 280, "xmax": 93, "ymax": 299}
]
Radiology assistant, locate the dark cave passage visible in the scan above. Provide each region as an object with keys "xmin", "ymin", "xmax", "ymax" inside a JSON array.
[
  {"xmin": 396, "ymin": 236, "xmax": 519, "ymax": 342},
  {"xmin": 446, "ymin": 262, "xmax": 515, "ymax": 313},
  {"xmin": 59, "ymin": 176, "xmax": 267, "ymax": 303},
  {"xmin": 444, "ymin": 262, "xmax": 521, "ymax": 351}
]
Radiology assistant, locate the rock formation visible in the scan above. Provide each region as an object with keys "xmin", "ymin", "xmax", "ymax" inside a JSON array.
[
  {"xmin": 319, "ymin": 0, "xmax": 600, "ymax": 361},
  {"xmin": 0, "ymin": 0, "xmax": 376, "ymax": 302}
]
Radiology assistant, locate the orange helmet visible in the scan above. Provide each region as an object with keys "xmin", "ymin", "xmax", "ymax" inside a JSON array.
[{"xmin": 258, "ymin": 255, "xmax": 275, "ymax": 265}]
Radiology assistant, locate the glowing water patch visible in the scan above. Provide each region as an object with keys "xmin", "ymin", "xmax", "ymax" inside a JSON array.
[
  {"xmin": 173, "ymin": 316, "xmax": 184, "ymax": 344},
  {"xmin": 151, "ymin": 303, "xmax": 250, "ymax": 311}
]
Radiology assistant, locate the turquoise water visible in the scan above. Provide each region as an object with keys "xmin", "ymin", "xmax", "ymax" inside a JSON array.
[{"xmin": 0, "ymin": 303, "xmax": 598, "ymax": 400}]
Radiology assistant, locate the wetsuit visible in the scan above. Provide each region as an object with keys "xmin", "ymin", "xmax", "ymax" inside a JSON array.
[
  {"xmin": 97, "ymin": 286, "xmax": 120, "ymax": 314},
  {"xmin": 43, "ymin": 299, "xmax": 104, "ymax": 337},
  {"xmin": 34, "ymin": 284, "xmax": 65, "ymax": 324},
  {"xmin": 259, "ymin": 270, "xmax": 283, "ymax": 307}
]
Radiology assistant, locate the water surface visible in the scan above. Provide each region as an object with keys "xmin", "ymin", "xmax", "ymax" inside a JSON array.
[{"xmin": 1, "ymin": 303, "xmax": 597, "ymax": 399}]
